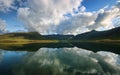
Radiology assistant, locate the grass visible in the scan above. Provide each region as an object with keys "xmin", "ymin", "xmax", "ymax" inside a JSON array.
[
  {"xmin": 0, "ymin": 39, "xmax": 59, "ymax": 44},
  {"xmin": 0, "ymin": 32, "xmax": 61, "ymax": 45}
]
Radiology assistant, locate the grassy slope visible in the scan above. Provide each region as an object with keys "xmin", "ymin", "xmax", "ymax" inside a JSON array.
[{"xmin": 0, "ymin": 32, "xmax": 59, "ymax": 45}]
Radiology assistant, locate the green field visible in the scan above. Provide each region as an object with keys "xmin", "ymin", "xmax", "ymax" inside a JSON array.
[{"xmin": 0, "ymin": 32, "xmax": 60, "ymax": 45}]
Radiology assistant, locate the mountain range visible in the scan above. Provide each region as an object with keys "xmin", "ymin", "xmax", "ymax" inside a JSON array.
[
  {"xmin": 74, "ymin": 27, "xmax": 120, "ymax": 40},
  {"xmin": 0, "ymin": 26, "xmax": 120, "ymax": 44}
]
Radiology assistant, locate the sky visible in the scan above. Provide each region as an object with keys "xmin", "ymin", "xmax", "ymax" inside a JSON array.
[{"xmin": 0, "ymin": 0, "xmax": 119, "ymax": 35}]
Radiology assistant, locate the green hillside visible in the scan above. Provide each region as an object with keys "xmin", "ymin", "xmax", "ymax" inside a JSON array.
[
  {"xmin": 0, "ymin": 32, "xmax": 59, "ymax": 44},
  {"xmin": 0, "ymin": 32, "xmax": 73, "ymax": 45},
  {"xmin": 0, "ymin": 32, "xmax": 44, "ymax": 40}
]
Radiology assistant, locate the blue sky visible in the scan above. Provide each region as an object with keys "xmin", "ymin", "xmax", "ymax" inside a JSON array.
[
  {"xmin": 0, "ymin": 10, "xmax": 25, "ymax": 32},
  {"xmin": 0, "ymin": 0, "xmax": 118, "ymax": 33},
  {"xmin": 82, "ymin": 0, "xmax": 116, "ymax": 11}
]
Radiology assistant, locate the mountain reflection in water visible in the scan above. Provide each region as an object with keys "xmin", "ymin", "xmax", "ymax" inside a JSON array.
[{"xmin": 0, "ymin": 47, "xmax": 120, "ymax": 75}]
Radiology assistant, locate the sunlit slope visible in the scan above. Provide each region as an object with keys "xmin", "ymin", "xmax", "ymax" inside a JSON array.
[
  {"xmin": 0, "ymin": 32, "xmax": 59, "ymax": 44},
  {"xmin": 0, "ymin": 32, "xmax": 73, "ymax": 44}
]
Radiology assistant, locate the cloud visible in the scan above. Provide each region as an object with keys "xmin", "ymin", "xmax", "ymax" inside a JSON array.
[
  {"xmin": 0, "ymin": 0, "xmax": 27, "ymax": 12},
  {"xmin": 17, "ymin": 0, "xmax": 120, "ymax": 35},
  {"xmin": 13, "ymin": 48, "xmax": 120, "ymax": 75},
  {"xmin": 56, "ymin": 3, "xmax": 120, "ymax": 35},
  {"xmin": 57, "ymin": 2, "xmax": 120, "ymax": 35},
  {"xmin": 0, "ymin": 0, "xmax": 15, "ymax": 12},
  {"xmin": 0, "ymin": 19, "xmax": 6, "ymax": 33},
  {"xmin": 17, "ymin": 0, "xmax": 83, "ymax": 34},
  {"xmin": 17, "ymin": 7, "xmax": 35, "ymax": 31},
  {"xmin": 56, "ymin": 12, "xmax": 97, "ymax": 35},
  {"xmin": 88, "ymin": 6, "xmax": 120, "ymax": 30}
]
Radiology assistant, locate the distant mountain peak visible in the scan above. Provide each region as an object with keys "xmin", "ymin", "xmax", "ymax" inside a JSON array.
[
  {"xmin": 91, "ymin": 30, "xmax": 97, "ymax": 32},
  {"xmin": 74, "ymin": 26, "xmax": 120, "ymax": 40}
]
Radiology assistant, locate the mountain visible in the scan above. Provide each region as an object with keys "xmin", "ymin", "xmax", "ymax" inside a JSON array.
[
  {"xmin": 43, "ymin": 35, "xmax": 73, "ymax": 40},
  {"xmin": 2, "ymin": 32, "xmax": 44, "ymax": 40},
  {"xmin": 0, "ymin": 32, "xmax": 74, "ymax": 45},
  {"xmin": 0, "ymin": 27, "xmax": 120, "ymax": 51},
  {"xmin": 0, "ymin": 32, "xmax": 73, "ymax": 40},
  {"xmin": 0, "ymin": 27, "xmax": 120, "ymax": 44},
  {"xmin": 73, "ymin": 27, "xmax": 120, "ymax": 40}
]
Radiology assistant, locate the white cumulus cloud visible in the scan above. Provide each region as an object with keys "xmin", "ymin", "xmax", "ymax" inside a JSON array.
[
  {"xmin": 56, "ymin": 12, "xmax": 97, "ymax": 35},
  {"xmin": 88, "ymin": 6, "xmax": 120, "ymax": 31},
  {"xmin": 0, "ymin": 19, "xmax": 6, "ymax": 33},
  {"xmin": 0, "ymin": 0, "xmax": 15, "ymax": 12},
  {"xmin": 17, "ymin": 0, "xmax": 83, "ymax": 34},
  {"xmin": 17, "ymin": 0, "xmax": 120, "ymax": 35}
]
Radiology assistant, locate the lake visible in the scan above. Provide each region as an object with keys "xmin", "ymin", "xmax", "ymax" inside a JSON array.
[{"xmin": 0, "ymin": 43, "xmax": 120, "ymax": 75}]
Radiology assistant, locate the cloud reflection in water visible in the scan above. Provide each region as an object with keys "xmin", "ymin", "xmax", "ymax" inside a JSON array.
[{"xmin": 13, "ymin": 47, "xmax": 120, "ymax": 75}]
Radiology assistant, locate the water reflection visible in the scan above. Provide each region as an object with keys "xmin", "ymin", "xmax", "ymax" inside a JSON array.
[
  {"xmin": 0, "ymin": 50, "xmax": 27, "ymax": 75},
  {"xmin": 0, "ymin": 51, "xmax": 3, "ymax": 63},
  {"xmin": 11, "ymin": 48, "xmax": 120, "ymax": 75},
  {"xmin": 0, "ymin": 43, "xmax": 120, "ymax": 55}
]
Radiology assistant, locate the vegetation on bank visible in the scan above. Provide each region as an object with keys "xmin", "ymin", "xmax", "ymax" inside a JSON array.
[{"xmin": 0, "ymin": 38, "xmax": 59, "ymax": 44}]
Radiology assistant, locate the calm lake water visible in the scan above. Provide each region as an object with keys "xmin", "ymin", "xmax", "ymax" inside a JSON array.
[{"xmin": 0, "ymin": 43, "xmax": 120, "ymax": 75}]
